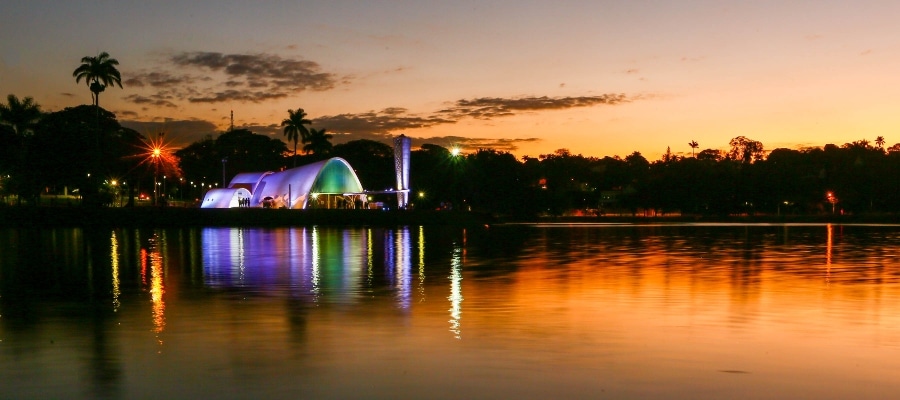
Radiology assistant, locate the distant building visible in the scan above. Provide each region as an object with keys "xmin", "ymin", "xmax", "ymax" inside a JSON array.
[
  {"xmin": 200, "ymin": 135, "xmax": 412, "ymax": 209},
  {"xmin": 201, "ymin": 157, "xmax": 365, "ymax": 209}
]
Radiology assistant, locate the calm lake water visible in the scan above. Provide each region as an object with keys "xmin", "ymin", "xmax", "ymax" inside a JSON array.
[{"xmin": 2, "ymin": 223, "xmax": 900, "ymax": 399}]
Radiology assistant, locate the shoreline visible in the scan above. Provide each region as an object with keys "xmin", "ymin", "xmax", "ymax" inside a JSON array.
[
  {"xmin": 0, "ymin": 206, "xmax": 496, "ymax": 228},
  {"xmin": 2, "ymin": 206, "xmax": 900, "ymax": 228}
]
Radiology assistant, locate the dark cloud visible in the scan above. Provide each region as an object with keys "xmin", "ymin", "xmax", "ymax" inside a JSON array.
[
  {"xmin": 411, "ymin": 136, "xmax": 541, "ymax": 153},
  {"xmin": 308, "ymin": 94, "xmax": 635, "ymax": 150},
  {"xmin": 123, "ymin": 94, "xmax": 178, "ymax": 108},
  {"xmin": 123, "ymin": 51, "xmax": 342, "ymax": 107},
  {"xmin": 117, "ymin": 110, "xmax": 139, "ymax": 118},
  {"xmin": 123, "ymin": 78, "xmax": 144, "ymax": 87},
  {"xmin": 438, "ymin": 94, "xmax": 630, "ymax": 119},
  {"xmin": 124, "ymin": 72, "xmax": 192, "ymax": 88},
  {"xmin": 312, "ymin": 108, "xmax": 455, "ymax": 135},
  {"xmin": 60, "ymin": 92, "xmax": 76, "ymax": 97},
  {"xmin": 171, "ymin": 51, "xmax": 337, "ymax": 102},
  {"xmin": 189, "ymin": 90, "xmax": 288, "ymax": 104}
]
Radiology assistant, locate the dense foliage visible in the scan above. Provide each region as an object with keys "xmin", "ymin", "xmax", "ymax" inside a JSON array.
[{"xmin": 3, "ymin": 94, "xmax": 900, "ymax": 216}]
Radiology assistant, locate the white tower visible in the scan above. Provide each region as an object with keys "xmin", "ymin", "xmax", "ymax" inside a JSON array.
[{"xmin": 393, "ymin": 134, "xmax": 411, "ymax": 208}]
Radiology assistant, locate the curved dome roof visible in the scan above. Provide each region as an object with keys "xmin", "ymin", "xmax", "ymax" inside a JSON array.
[
  {"xmin": 248, "ymin": 157, "xmax": 363, "ymax": 209},
  {"xmin": 228, "ymin": 171, "xmax": 273, "ymax": 193}
]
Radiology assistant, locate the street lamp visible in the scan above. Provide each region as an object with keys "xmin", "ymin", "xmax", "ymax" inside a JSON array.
[{"xmin": 826, "ymin": 192, "xmax": 838, "ymax": 214}]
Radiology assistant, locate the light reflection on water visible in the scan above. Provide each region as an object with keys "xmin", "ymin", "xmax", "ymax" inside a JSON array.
[{"xmin": 1, "ymin": 224, "xmax": 900, "ymax": 399}]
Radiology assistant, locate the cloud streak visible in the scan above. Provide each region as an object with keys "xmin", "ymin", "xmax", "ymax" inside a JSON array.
[
  {"xmin": 410, "ymin": 135, "xmax": 542, "ymax": 153},
  {"xmin": 123, "ymin": 94, "xmax": 178, "ymax": 108},
  {"xmin": 172, "ymin": 52, "xmax": 337, "ymax": 103},
  {"xmin": 437, "ymin": 94, "xmax": 630, "ymax": 119},
  {"xmin": 312, "ymin": 94, "xmax": 633, "ymax": 136},
  {"xmin": 312, "ymin": 107, "xmax": 455, "ymax": 135},
  {"xmin": 123, "ymin": 51, "xmax": 340, "ymax": 106},
  {"xmin": 307, "ymin": 94, "xmax": 633, "ymax": 151}
]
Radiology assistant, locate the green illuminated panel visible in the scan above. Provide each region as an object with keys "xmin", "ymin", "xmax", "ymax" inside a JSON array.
[{"xmin": 310, "ymin": 159, "xmax": 363, "ymax": 193}]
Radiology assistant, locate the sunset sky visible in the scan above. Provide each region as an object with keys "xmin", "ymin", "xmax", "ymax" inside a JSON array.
[{"xmin": 2, "ymin": 1, "xmax": 900, "ymax": 159}]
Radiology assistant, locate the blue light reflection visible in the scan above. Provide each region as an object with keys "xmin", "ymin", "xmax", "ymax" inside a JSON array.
[{"xmin": 200, "ymin": 227, "xmax": 425, "ymax": 307}]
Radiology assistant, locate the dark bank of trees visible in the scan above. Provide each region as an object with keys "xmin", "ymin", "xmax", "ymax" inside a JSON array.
[
  {"xmin": 403, "ymin": 137, "xmax": 900, "ymax": 218},
  {"xmin": 0, "ymin": 102, "xmax": 148, "ymax": 205},
  {"xmin": 4, "ymin": 90, "xmax": 900, "ymax": 216},
  {"xmin": 4, "ymin": 93, "xmax": 900, "ymax": 217}
]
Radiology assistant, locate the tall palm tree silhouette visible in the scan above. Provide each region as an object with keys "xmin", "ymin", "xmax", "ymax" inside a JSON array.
[
  {"xmin": 281, "ymin": 108, "xmax": 311, "ymax": 167},
  {"xmin": 73, "ymin": 52, "xmax": 122, "ymax": 109},
  {"xmin": 688, "ymin": 140, "xmax": 699, "ymax": 158},
  {"xmin": 73, "ymin": 52, "xmax": 122, "ymax": 206}
]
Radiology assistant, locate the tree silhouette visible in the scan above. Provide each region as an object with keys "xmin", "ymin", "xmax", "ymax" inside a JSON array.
[
  {"xmin": 281, "ymin": 108, "xmax": 311, "ymax": 167},
  {"xmin": 0, "ymin": 94, "xmax": 42, "ymax": 136},
  {"xmin": 0, "ymin": 95, "xmax": 43, "ymax": 203},
  {"xmin": 176, "ymin": 129, "xmax": 288, "ymax": 197},
  {"xmin": 875, "ymin": 136, "xmax": 885, "ymax": 150},
  {"xmin": 689, "ymin": 140, "xmax": 699, "ymax": 158},
  {"xmin": 331, "ymin": 139, "xmax": 394, "ymax": 189},
  {"xmin": 727, "ymin": 136, "xmax": 765, "ymax": 163},
  {"xmin": 303, "ymin": 127, "xmax": 333, "ymax": 156},
  {"xmin": 72, "ymin": 52, "xmax": 122, "ymax": 109}
]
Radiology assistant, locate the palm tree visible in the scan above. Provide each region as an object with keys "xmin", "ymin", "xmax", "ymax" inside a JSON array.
[
  {"xmin": 0, "ymin": 94, "xmax": 42, "ymax": 135},
  {"xmin": 688, "ymin": 140, "xmax": 699, "ymax": 158},
  {"xmin": 0, "ymin": 95, "xmax": 42, "ymax": 204},
  {"xmin": 304, "ymin": 127, "xmax": 333, "ymax": 156},
  {"xmin": 875, "ymin": 136, "xmax": 885, "ymax": 149},
  {"xmin": 72, "ymin": 51, "xmax": 122, "ymax": 109},
  {"xmin": 73, "ymin": 52, "xmax": 122, "ymax": 207},
  {"xmin": 281, "ymin": 108, "xmax": 311, "ymax": 167}
]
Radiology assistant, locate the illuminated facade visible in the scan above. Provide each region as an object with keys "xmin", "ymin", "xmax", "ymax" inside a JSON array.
[
  {"xmin": 200, "ymin": 157, "xmax": 365, "ymax": 209},
  {"xmin": 393, "ymin": 134, "xmax": 411, "ymax": 208}
]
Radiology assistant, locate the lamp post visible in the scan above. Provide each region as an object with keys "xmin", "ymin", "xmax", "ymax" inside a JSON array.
[
  {"xmin": 151, "ymin": 147, "xmax": 161, "ymax": 206},
  {"xmin": 826, "ymin": 192, "xmax": 837, "ymax": 214}
]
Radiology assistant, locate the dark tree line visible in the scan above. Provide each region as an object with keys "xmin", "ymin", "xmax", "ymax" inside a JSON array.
[
  {"xmin": 0, "ymin": 104, "xmax": 147, "ymax": 205},
  {"xmin": 4, "ymin": 92, "xmax": 900, "ymax": 216},
  {"xmin": 403, "ymin": 138, "xmax": 900, "ymax": 218}
]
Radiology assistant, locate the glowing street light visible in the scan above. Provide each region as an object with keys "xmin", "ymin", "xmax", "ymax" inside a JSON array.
[{"xmin": 826, "ymin": 192, "xmax": 838, "ymax": 214}]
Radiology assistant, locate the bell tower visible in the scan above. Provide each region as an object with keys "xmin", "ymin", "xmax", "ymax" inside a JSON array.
[{"xmin": 393, "ymin": 134, "xmax": 411, "ymax": 208}]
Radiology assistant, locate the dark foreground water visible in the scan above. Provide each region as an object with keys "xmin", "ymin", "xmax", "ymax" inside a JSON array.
[{"xmin": 1, "ymin": 223, "xmax": 900, "ymax": 399}]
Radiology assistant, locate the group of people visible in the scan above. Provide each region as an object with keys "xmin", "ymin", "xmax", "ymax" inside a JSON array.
[{"xmin": 237, "ymin": 197, "xmax": 252, "ymax": 208}]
